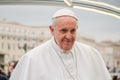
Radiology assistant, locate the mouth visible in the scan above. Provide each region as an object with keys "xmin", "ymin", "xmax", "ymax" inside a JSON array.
[{"xmin": 63, "ymin": 40, "xmax": 72, "ymax": 45}]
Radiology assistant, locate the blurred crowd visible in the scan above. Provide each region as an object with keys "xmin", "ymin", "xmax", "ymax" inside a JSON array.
[{"xmin": 0, "ymin": 60, "xmax": 18, "ymax": 80}]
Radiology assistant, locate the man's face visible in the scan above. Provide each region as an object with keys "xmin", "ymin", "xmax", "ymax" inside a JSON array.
[
  {"xmin": 50, "ymin": 16, "xmax": 78, "ymax": 51},
  {"xmin": 9, "ymin": 62, "xmax": 15, "ymax": 73}
]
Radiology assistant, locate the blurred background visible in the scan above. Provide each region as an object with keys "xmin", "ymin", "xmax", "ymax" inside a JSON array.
[{"xmin": 0, "ymin": 0, "xmax": 120, "ymax": 80}]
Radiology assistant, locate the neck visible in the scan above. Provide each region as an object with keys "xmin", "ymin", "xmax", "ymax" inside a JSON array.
[{"xmin": 62, "ymin": 49, "xmax": 71, "ymax": 54}]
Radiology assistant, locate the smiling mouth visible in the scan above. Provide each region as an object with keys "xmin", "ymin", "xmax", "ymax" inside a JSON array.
[
  {"xmin": 64, "ymin": 39, "xmax": 72, "ymax": 42},
  {"xmin": 63, "ymin": 41, "xmax": 72, "ymax": 44}
]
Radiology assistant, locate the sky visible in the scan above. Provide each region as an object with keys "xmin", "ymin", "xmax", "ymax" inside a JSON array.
[{"xmin": 0, "ymin": 5, "xmax": 120, "ymax": 42}]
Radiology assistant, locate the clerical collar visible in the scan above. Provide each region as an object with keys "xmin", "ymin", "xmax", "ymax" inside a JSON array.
[{"xmin": 51, "ymin": 37, "xmax": 74, "ymax": 54}]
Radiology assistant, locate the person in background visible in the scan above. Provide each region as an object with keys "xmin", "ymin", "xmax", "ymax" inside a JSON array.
[
  {"xmin": 0, "ymin": 64, "xmax": 8, "ymax": 80},
  {"xmin": 10, "ymin": 8, "xmax": 111, "ymax": 80},
  {"xmin": 0, "ymin": 64, "xmax": 6, "ymax": 76},
  {"xmin": 7, "ymin": 60, "xmax": 17, "ymax": 79},
  {"xmin": 0, "ymin": 74, "xmax": 8, "ymax": 80},
  {"xmin": 118, "ymin": 78, "xmax": 120, "ymax": 80},
  {"xmin": 117, "ymin": 74, "xmax": 120, "ymax": 80}
]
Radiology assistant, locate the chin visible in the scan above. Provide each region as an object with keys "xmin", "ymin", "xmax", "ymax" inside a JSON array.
[{"xmin": 63, "ymin": 47, "xmax": 72, "ymax": 51}]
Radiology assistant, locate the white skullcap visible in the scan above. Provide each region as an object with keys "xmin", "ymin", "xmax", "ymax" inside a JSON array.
[{"xmin": 52, "ymin": 8, "xmax": 77, "ymax": 20}]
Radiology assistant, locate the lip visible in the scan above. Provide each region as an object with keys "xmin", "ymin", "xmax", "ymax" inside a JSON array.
[{"xmin": 63, "ymin": 41, "xmax": 72, "ymax": 45}]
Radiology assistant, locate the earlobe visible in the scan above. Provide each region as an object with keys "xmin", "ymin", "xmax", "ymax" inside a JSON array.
[{"xmin": 49, "ymin": 25, "xmax": 53, "ymax": 31}]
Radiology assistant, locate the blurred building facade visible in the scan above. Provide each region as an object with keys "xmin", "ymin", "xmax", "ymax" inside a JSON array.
[
  {"xmin": 0, "ymin": 19, "xmax": 120, "ymax": 73},
  {"xmin": 0, "ymin": 19, "xmax": 51, "ymax": 64}
]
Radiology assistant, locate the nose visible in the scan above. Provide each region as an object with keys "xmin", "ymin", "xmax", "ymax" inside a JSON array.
[{"xmin": 65, "ymin": 32, "xmax": 72, "ymax": 39}]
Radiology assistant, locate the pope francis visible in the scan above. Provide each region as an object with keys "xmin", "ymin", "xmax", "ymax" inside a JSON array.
[{"xmin": 10, "ymin": 8, "xmax": 111, "ymax": 80}]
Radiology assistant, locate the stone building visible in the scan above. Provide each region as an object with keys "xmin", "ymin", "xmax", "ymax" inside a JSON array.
[{"xmin": 0, "ymin": 19, "xmax": 51, "ymax": 64}]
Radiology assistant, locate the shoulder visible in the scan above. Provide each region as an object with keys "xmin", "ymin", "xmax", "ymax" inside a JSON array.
[
  {"xmin": 0, "ymin": 74, "xmax": 8, "ymax": 80},
  {"xmin": 75, "ymin": 41, "xmax": 105, "ymax": 62},
  {"xmin": 75, "ymin": 41, "xmax": 96, "ymax": 50},
  {"xmin": 74, "ymin": 41, "xmax": 100, "ymax": 56},
  {"xmin": 14, "ymin": 40, "xmax": 52, "ymax": 71},
  {"xmin": 20, "ymin": 39, "xmax": 51, "ymax": 61}
]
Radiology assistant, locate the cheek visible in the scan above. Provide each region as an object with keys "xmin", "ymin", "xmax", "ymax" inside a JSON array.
[
  {"xmin": 55, "ymin": 34, "xmax": 64, "ymax": 43},
  {"xmin": 74, "ymin": 34, "xmax": 76, "ymax": 38},
  {"xmin": 55, "ymin": 35, "xmax": 62, "ymax": 42}
]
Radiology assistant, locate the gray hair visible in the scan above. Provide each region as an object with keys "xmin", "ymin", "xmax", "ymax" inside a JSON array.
[{"xmin": 52, "ymin": 18, "xmax": 56, "ymax": 27}]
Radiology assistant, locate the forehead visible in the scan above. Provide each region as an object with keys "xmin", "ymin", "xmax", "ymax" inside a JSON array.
[
  {"xmin": 55, "ymin": 24, "xmax": 78, "ymax": 30},
  {"xmin": 55, "ymin": 16, "xmax": 77, "ymax": 26}
]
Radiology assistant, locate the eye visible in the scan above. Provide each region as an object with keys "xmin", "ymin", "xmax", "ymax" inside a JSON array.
[
  {"xmin": 60, "ymin": 29, "xmax": 67, "ymax": 33},
  {"xmin": 71, "ymin": 29, "xmax": 76, "ymax": 33}
]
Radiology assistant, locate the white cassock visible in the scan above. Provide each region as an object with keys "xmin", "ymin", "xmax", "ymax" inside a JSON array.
[{"xmin": 10, "ymin": 37, "xmax": 111, "ymax": 80}]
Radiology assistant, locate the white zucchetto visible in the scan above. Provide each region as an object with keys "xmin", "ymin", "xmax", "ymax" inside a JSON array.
[{"xmin": 52, "ymin": 8, "xmax": 77, "ymax": 20}]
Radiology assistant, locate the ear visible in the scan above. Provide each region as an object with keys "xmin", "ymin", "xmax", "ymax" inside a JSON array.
[{"xmin": 49, "ymin": 25, "xmax": 54, "ymax": 35}]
